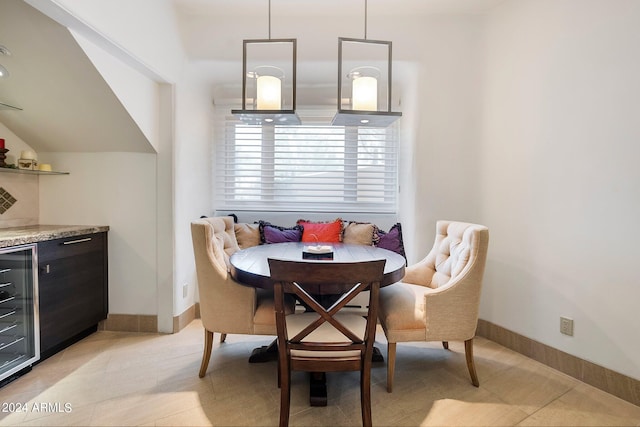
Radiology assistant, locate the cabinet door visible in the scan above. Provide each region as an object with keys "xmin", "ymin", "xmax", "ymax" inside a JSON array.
[{"xmin": 38, "ymin": 233, "xmax": 108, "ymax": 355}]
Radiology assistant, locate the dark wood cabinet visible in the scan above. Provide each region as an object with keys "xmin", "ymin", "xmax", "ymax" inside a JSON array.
[{"xmin": 37, "ymin": 232, "xmax": 108, "ymax": 358}]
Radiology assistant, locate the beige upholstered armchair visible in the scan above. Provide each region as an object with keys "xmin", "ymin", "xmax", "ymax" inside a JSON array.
[
  {"xmin": 191, "ymin": 216, "xmax": 283, "ymax": 377},
  {"xmin": 377, "ymin": 220, "xmax": 489, "ymax": 392}
]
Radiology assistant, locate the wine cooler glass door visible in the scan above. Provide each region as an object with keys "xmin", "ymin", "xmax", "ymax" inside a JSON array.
[{"xmin": 0, "ymin": 244, "xmax": 39, "ymax": 383}]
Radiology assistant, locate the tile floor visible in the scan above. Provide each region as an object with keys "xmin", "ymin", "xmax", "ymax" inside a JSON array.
[{"xmin": 1, "ymin": 319, "xmax": 639, "ymax": 426}]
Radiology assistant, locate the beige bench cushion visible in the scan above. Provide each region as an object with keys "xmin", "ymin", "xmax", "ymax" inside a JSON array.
[
  {"xmin": 286, "ymin": 312, "xmax": 366, "ymax": 358},
  {"xmin": 378, "ymin": 282, "xmax": 429, "ymax": 342}
]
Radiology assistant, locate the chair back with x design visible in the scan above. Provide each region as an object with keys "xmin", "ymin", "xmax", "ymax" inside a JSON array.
[{"xmin": 268, "ymin": 258, "xmax": 385, "ymax": 427}]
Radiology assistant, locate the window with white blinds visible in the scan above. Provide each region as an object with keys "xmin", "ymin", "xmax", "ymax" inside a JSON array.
[{"xmin": 214, "ymin": 118, "xmax": 398, "ymax": 213}]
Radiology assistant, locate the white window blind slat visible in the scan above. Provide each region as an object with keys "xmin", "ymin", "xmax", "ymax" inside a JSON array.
[{"xmin": 214, "ymin": 116, "xmax": 398, "ymax": 214}]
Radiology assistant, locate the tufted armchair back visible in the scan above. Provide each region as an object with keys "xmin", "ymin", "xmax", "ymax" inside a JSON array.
[
  {"xmin": 203, "ymin": 216, "xmax": 241, "ymax": 270},
  {"xmin": 403, "ymin": 220, "xmax": 488, "ymax": 290},
  {"xmin": 379, "ymin": 220, "xmax": 489, "ymax": 344},
  {"xmin": 191, "ymin": 216, "xmax": 260, "ymax": 335}
]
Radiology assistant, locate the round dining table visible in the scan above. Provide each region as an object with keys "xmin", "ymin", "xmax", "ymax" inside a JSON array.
[
  {"xmin": 229, "ymin": 241, "xmax": 406, "ymax": 406},
  {"xmin": 230, "ymin": 241, "xmax": 406, "ymax": 291}
]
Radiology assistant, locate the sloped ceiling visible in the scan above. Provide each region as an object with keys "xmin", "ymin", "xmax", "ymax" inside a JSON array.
[{"xmin": 0, "ymin": 0, "xmax": 155, "ymax": 153}]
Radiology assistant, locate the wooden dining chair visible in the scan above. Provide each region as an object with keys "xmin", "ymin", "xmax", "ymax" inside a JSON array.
[{"xmin": 268, "ymin": 258, "xmax": 386, "ymax": 427}]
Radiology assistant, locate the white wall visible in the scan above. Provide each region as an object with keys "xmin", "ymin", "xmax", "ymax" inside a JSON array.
[
  {"xmin": 156, "ymin": 84, "xmax": 175, "ymax": 333},
  {"xmin": 38, "ymin": 152, "xmax": 158, "ymax": 316},
  {"xmin": 71, "ymin": 30, "xmax": 161, "ymax": 152},
  {"xmin": 391, "ymin": 16, "xmax": 486, "ymax": 263},
  {"xmin": 481, "ymin": 0, "xmax": 640, "ymax": 380},
  {"xmin": 173, "ymin": 62, "xmax": 216, "ymax": 317}
]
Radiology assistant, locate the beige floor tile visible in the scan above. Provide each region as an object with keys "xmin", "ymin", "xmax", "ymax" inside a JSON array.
[
  {"xmin": 482, "ymin": 356, "xmax": 580, "ymax": 414},
  {"xmin": 154, "ymin": 405, "xmax": 216, "ymax": 427},
  {"xmin": 0, "ymin": 370, "xmax": 59, "ymax": 402},
  {"xmin": 286, "ymin": 404, "xmax": 354, "ymax": 427},
  {"xmin": 89, "ymin": 389, "xmax": 211, "ymax": 426},
  {"xmin": 189, "ymin": 385, "xmax": 280, "ymax": 426},
  {"xmin": 462, "ymin": 338, "xmax": 534, "ymax": 383},
  {"xmin": 411, "ymin": 390, "xmax": 530, "ymax": 426},
  {"xmin": 518, "ymin": 382, "xmax": 640, "ymax": 426}
]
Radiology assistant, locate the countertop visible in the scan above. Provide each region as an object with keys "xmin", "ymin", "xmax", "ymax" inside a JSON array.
[{"xmin": 0, "ymin": 225, "xmax": 109, "ymax": 248}]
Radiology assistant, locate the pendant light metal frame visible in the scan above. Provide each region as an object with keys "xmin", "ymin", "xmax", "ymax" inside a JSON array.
[
  {"xmin": 331, "ymin": 0, "xmax": 401, "ymax": 127},
  {"xmin": 331, "ymin": 37, "xmax": 401, "ymax": 127},
  {"xmin": 231, "ymin": 0, "xmax": 300, "ymax": 125}
]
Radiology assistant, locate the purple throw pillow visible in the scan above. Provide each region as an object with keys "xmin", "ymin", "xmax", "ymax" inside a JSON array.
[
  {"xmin": 259, "ymin": 222, "xmax": 303, "ymax": 244},
  {"xmin": 375, "ymin": 223, "xmax": 407, "ymax": 261}
]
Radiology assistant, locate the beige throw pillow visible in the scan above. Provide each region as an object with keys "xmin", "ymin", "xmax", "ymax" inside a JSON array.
[
  {"xmin": 342, "ymin": 222, "xmax": 377, "ymax": 246},
  {"xmin": 234, "ymin": 223, "xmax": 261, "ymax": 249}
]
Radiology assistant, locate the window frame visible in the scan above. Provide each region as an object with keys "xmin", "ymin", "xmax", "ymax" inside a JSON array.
[{"xmin": 214, "ymin": 114, "xmax": 399, "ymax": 214}]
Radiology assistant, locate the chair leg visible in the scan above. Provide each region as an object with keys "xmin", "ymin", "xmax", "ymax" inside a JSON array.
[
  {"xmin": 199, "ymin": 329, "xmax": 214, "ymax": 378},
  {"xmin": 361, "ymin": 362, "xmax": 373, "ymax": 426},
  {"xmin": 277, "ymin": 354, "xmax": 281, "ymax": 388},
  {"xmin": 464, "ymin": 338, "xmax": 480, "ymax": 387},
  {"xmin": 220, "ymin": 333, "xmax": 227, "ymax": 343},
  {"xmin": 386, "ymin": 342, "xmax": 396, "ymax": 393},
  {"xmin": 442, "ymin": 341, "xmax": 449, "ymax": 349},
  {"xmin": 279, "ymin": 361, "xmax": 291, "ymax": 427}
]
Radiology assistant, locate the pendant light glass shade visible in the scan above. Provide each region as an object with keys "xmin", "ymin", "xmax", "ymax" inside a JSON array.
[
  {"xmin": 256, "ymin": 73, "xmax": 282, "ymax": 110},
  {"xmin": 232, "ymin": 38, "xmax": 300, "ymax": 125},
  {"xmin": 332, "ymin": 37, "xmax": 401, "ymax": 127}
]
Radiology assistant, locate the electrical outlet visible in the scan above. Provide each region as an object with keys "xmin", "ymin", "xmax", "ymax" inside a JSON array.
[
  {"xmin": 560, "ymin": 317, "xmax": 574, "ymax": 336},
  {"xmin": 182, "ymin": 284, "xmax": 188, "ymax": 298}
]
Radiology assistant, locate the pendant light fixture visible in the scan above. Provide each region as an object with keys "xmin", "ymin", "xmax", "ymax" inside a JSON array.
[
  {"xmin": 232, "ymin": 0, "xmax": 300, "ymax": 125},
  {"xmin": 332, "ymin": 0, "xmax": 402, "ymax": 127}
]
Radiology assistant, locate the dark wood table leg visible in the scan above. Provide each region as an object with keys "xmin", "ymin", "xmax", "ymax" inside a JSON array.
[
  {"xmin": 306, "ymin": 347, "xmax": 383, "ymax": 407},
  {"xmin": 309, "ymin": 372, "xmax": 327, "ymax": 406},
  {"xmin": 248, "ymin": 342, "xmax": 329, "ymax": 406},
  {"xmin": 372, "ymin": 346, "xmax": 384, "ymax": 362},
  {"xmin": 248, "ymin": 339, "xmax": 278, "ymax": 363}
]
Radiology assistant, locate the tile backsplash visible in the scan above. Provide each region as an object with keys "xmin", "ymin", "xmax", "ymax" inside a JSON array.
[
  {"xmin": 0, "ymin": 187, "xmax": 17, "ymax": 214},
  {"xmin": 0, "ymin": 172, "xmax": 38, "ymax": 228}
]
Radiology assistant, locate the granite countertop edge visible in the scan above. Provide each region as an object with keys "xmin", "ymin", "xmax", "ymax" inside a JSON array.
[{"xmin": 0, "ymin": 225, "xmax": 110, "ymax": 248}]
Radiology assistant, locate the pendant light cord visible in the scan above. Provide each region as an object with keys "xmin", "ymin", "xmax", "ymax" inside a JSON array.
[
  {"xmin": 364, "ymin": 0, "xmax": 368, "ymax": 39},
  {"xmin": 268, "ymin": 0, "xmax": 272, "ymax": 39}
]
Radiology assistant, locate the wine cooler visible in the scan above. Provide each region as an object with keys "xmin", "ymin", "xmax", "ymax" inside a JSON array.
[{"xmin": 0, "ymin": 243, "xmax": 39, "ymax": 384}]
